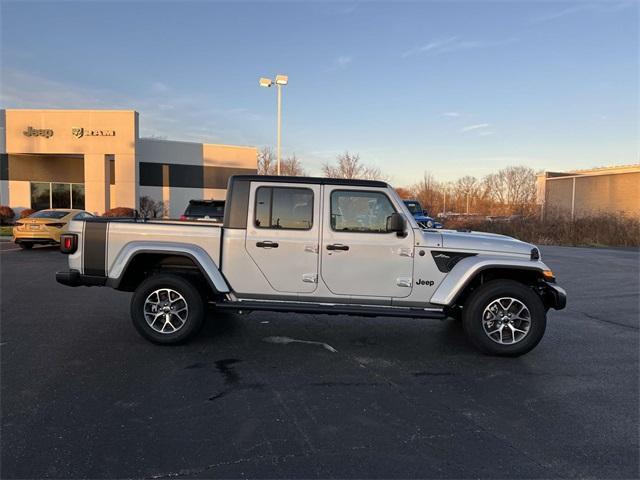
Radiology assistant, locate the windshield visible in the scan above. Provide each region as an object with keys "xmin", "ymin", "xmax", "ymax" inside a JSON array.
[
  {"xmin": 403, "ymin": 201, "xmax": 422, "ymax": 214},
  {"xmin": 185, "ymin": 202, "xmax": 225, "ymax": 217},
  {"xmin": 28, "ymin": 210, "xmax": 70, "ymax": 219}
]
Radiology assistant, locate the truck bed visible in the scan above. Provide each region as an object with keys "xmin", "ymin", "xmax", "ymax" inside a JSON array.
[{"xmin": 66, "ymin": 217, "xmax": 223, "ymax": 278}]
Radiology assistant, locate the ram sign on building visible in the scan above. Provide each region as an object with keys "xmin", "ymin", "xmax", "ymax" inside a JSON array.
[{"xmin": 0, "ymin": 109, "xmax": 257, "ymax": 217}]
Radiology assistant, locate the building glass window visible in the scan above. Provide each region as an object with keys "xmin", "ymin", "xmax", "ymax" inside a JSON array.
[
  {"xmin": 330, "ymin": 190, "xmax": 396, "ymax": 233},
  {"xmin": 71, "ymin": 184, "xmax": 85, "ymax": 209},
  {"xmin": 30, "ymin": 182, "xmax": 85, "ymax": 210},
  {"xmin": 31, "ymin": 183, "xmax": 51, "ymax": 211},
  {"xmin": 52, "ymin": 183, "xmax": 71, "ymax": 209},
  {"xmin": 254, "ymin": 186, "xmax": 313, "ymax": 230}
]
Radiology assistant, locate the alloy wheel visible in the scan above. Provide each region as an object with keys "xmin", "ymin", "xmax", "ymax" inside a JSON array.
[
  {"xmin": 143, "ymin": 288, "xmax": 189, "ymax": 334},
  {"xmin": 482, "ymin": 297, "xmax": 531, "ymax": 345}
]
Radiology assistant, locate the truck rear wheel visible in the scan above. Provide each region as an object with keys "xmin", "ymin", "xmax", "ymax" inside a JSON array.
[
  {"xmin": 130, "ymin": 274, "xmax": 205, "ymax": 344},
  {"xmin": 462, "ymin": 279, "xmax": 546, "ymax": 357}
]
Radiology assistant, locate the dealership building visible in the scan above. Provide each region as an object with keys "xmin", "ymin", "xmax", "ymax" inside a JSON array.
[
  {"xmin": 536, "ymin": 165, "xmax": 640, "ymax": 220},
  {"xmin": 0, "ymin": 109, "xmax": 257, "ymax": 217}
]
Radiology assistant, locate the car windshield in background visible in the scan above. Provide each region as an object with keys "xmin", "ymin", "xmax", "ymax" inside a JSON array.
[
  {"xmin": 185, "ymin": 202, "xmax": 224, "ymax": 217},
  {"xmin": 29, "ymin": 210, "xmax": 70, "ymax": 219},
  {"xmin": 404, "ymin": 202, "xmax": 420, "ymax": 214}
]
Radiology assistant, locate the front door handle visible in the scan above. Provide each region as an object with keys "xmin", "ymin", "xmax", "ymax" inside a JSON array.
[
  {"xmin": 326, "ymin": 243, "xmax": 349, "ymax": 251},
  {"xmin": 256, "ymin": 241, "xmax": 279, "ymax": 248}
]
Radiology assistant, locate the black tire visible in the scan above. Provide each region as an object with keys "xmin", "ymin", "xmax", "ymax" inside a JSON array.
[
  {"xmin": 130, "ymin": 274, "xmax": 205, "ymax": 344},
  {"xmin": 18, "ymin": 243, "xmax": 33, "ymax": 250},
  {"xmin": 462, "ymin": 279, "xmax": 546, "ymax": 357}
]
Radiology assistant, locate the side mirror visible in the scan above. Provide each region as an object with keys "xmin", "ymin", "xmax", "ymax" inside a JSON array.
[{"xmin": 386, "ymin": 212, "xmax": 407, "ymax": 236}]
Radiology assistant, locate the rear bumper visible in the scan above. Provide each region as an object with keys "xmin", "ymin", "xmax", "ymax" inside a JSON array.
[
  {"xmin": 542, "ymin": 283, "xmax": 567, "ymax": 310},
  {"xmin": 14, "ymin": 237, "xmax": 58, "ymax": 245},
  {"xmin": 56, "ymin": 269, "xmax": 107, "ymax": 287}
]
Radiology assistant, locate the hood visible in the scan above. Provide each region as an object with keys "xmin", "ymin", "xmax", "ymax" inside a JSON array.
[{"xmin": 437, "ymin": 229, "xmax": 535, "ymax": 256}]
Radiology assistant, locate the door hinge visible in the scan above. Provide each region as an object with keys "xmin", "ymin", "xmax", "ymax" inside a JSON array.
[
  {"xmin": 396, "ymin": 277, "xmax": 412, "ymax": 287},
  {"xmin": 302, "ymin": 273, "xmax": 318, "ymax": 283},
  {"xmin": 399, "ymin": 248, "xmax": 414, "ymax": 257}
]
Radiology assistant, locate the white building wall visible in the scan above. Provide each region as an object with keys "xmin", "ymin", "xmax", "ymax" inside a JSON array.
[
  {"xmin": 136, "ymin": 138, "xmax": 255, "ymax": 218},
  {"xmin": 136, "ymin": 138, "xmax": 203, "ymax": 165}
]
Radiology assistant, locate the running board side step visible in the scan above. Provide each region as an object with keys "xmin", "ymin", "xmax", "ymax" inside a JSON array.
[{"xmin": 213, "ymin": 299, "xmax": 448, "ymax": 320}]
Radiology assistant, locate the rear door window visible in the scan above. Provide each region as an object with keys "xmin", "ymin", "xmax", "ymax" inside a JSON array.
[{"xmin": 254, "ymin": 187, "xmax": 313, "ymax": 230}]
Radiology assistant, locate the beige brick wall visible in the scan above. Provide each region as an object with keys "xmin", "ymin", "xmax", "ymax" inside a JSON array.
[{"xmin": 544, "ymin": 172, "xmax": 640, "ymax": 218}]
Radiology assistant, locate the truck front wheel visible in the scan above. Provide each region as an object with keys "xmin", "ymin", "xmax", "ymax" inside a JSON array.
[
  {"xmin": 462, "ymin": 279, "xmax": 546, "ymax": 357},
  {"xmin": 130, "ymin": 274, "xmax": 205, "ymax": 344}
]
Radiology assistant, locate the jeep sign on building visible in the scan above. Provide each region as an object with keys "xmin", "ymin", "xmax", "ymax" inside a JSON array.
[{"xmin": 0, "ymin": 109, "xmax": 257, "ymax": 217}]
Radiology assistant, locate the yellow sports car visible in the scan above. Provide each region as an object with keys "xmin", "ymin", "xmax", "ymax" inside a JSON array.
[{"xmin": 13, "ymin": 209, "xmax": 94, "ymax": 249}]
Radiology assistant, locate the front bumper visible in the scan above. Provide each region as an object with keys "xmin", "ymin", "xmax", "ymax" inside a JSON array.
[
  {"xmin": 56, "ymin": 269, "xmax": 107, "ymax": 287},
  {"xmin": 541, "ymin": 283, "xmax": 567, "ymax": 310}
]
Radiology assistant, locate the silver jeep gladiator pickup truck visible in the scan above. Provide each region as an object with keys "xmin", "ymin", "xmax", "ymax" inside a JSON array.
[{"xmin": 56, "ymin": 175, "xmax": 566, "ymax": 356}]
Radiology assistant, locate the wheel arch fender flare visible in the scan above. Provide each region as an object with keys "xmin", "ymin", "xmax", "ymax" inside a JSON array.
[
  {"xmin": 107, "ymin": 241, "xmax": 230, "ymax": 293},
  {"xmin": 430, "ymin": 255, "xmax": 551, "ymax": 306}
]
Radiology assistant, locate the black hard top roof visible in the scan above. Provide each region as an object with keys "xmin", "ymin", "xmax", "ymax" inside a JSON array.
[{"xmin": 228, "ymin": 175, "xmax": 389, "ymax": 188}]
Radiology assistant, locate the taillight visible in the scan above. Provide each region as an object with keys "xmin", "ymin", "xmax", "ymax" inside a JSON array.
[
  {"xmin": 48, "ymin": 223, "xmax": 66, "ymax": 228},
  {"xmin": 60, "ymin": 234, "xmax": 77, "ymax": 254},
  {"xmin": 180, "ymin": 215, "xmax": 187, "ymax": 221}
]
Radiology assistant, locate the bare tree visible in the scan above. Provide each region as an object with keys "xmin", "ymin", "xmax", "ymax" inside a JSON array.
[
  {"xmin": 394, "ymin": 187, "xmax": 412, "ymax": 199},
  {"xmin": 323, "ymin": 151, "xmax": 385, "ymax": 180},
  {"xmin": 139, "ymin": 196, "xmax": 167, "ymax": 218},
  {"xmin": 280, "ymin": 154, "xmax": 307, "ymax": 176},
  {"xmin": 453, "ymin": 175, "xmax": 481, "ymax": 214},
  {"xmin": 258, "ymin": 147, "xmax": 306, "ymax": 176},
  {"xmin": 257, "ymin": 146, "xmax": 276, "ymax": 175},
  {"xmin": 483, "ymin": 166, "xmax": 536, "ymax": 214},
  {"xmin": 410, "ymin": 171, "xmax": 441, "ymax": 214}
]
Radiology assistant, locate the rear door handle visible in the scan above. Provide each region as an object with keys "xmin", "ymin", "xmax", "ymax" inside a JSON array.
[
  {"xmin": 326, "ymin": 243, "xmax": 349, "ymax": 251},
  {"xmin": 256, "ymin": 241, "xmax": 279, "ymax": 248}
]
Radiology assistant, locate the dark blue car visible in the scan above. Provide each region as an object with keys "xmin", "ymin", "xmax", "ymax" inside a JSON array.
[{"xmin": 403, "ymin": 200, "xmax": 443, "ymax": 229}]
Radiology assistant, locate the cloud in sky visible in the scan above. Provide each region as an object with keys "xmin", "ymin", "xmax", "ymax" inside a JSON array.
[
  {"xmin": 461, "ymin": 123, "xmax": 491, "ymax": 132},
  {"xmin": 402, "ymin": 36, "xmax": 516, "ymax": 58},
  {"xmin": 442, "ymin": 112, "xmax": 461, "ymax": 117},
  {"xmin": 531, "ymin": 1, "xmax": 634, "ymax": 24},
  {"xmin": 0, "ymin": 68, "xmax": 265, "ymax": 145},
  {"xmin": 150, "ymin": 81, "xmax": 170, "ymax": 94},
  {"xmin": 332, "ymin": 55, "xmax": 353, "ymax": 69}
]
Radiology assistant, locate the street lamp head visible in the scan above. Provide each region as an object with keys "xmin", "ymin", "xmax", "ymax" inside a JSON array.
[
  {"xmin": 275, "ymin": 74, "xmax": 288, "ymax": 86},
  {"xmin": 259, "ymin": 77, "xmax": 273, "ymax": 88}
]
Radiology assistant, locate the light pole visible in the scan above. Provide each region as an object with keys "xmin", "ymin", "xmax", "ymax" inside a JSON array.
[{"xmin": 259, "ymin": 74, "xmax": 288, "ymax": 175}]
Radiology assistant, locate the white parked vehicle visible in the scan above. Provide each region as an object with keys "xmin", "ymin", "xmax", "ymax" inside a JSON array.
[{"xmin": 57, "ymin": 175, "xmax": 566, "ymax": 356}]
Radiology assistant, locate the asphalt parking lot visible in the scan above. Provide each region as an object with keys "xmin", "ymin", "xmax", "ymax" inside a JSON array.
[{"xmin": 1, "ymin": 242, "xmax": 638, "ymax": 479}]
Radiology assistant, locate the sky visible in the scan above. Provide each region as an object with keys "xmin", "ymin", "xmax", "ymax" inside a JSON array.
[{"xmin": 1, "ymin": 0, "xmax": 638, "ymax": 186}]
